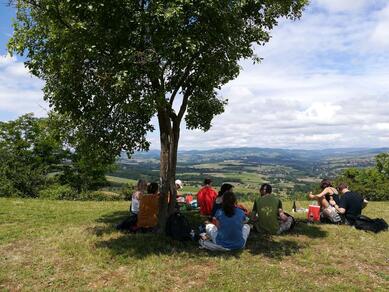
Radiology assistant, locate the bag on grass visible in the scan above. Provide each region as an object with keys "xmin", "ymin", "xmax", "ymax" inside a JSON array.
[
  {"xmin": 116, "ymin": 214, "xmax": 138, "ymax": 231},
  {"xmin": 354, "ymin": 215, "xmax": 388, "ymax": 233},
  {"xmin": 166, "ymin": 212, "xmax": 192, "ymax": 241}
]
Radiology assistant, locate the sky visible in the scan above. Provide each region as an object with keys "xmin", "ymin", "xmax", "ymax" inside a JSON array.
[{"xmin": 1, "ymin": 0, "xmax": 389, "ymax": 150}]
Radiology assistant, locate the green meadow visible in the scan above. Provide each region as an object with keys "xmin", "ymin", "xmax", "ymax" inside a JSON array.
[{"xmin": 0, "ymin": 198, "xmax": 388, "ymax": 291}]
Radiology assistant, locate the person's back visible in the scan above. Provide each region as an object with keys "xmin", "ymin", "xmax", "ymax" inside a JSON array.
[
  {"xmin": 340, "ymin": 191, "xmax": 364, "ymax": 224},
  {"xmin": 253, "ymin": 194, "xmax": 281, "ymax": 234},
  {"xmin": 215, "ymin": 207, "xmax": 246, "ymax": 249},
  {"xmin": 131, "ymin": 179, "xmax": 148, "ymax": 214},
  {"xmin": 197, "ymin": 179, "xmax": 217, "ymax": 216},
  {"xmin": 137, "ymin": 182, "xmax": 160, "ymax": 228}
]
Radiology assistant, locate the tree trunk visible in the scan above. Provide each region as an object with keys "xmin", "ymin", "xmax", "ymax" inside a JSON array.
[{"xmin": 157, "ymin": 108, "xmax": 180, "ymax": 232}]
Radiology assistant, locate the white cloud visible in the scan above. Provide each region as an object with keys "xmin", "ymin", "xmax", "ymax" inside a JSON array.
[
  {"xmin": 2, "ymin": 1, "xmax": 389, "ymax": 151},
  {"xmin": 0, "ymin": 54, "xmax": 16, "ymax": 66},
  {"xmin": 370, "ymin": 4, "xmax": 389, "ymax": 48},
  {"xmin": 0, "ymin": 54, "xmax": 47, "ymax": 118},
  {"xmin": 315, "ymin": 0, "xmax": 369, "ymax": 13}
]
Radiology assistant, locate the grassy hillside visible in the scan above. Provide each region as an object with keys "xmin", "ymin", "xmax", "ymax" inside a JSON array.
[{"xmin": 0, "ymin": 198, "xmax": 388, "ymax": 291}]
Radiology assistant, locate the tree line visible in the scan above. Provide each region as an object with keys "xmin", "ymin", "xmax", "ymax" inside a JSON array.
[
  {"xmin": 0, "ymin": 113, "xmax": 113, "ymax": 198},
  {"xmin": 334, "ymin": 153, "xmax": 389, "ymax": 201}
]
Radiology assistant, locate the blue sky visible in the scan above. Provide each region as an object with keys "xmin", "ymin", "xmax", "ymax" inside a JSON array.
[{"xmin": 1, "ymin": 0, "xmax": 389, "ymax": 150}]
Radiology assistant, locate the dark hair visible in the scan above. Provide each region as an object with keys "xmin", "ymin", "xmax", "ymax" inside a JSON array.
[
  {"xmin": 147, "ymin": 182, "xmax": 159, "ymax": 194},
  {"xmin": 320, "ymin": 179, "xmax": 332, "ymax": 190},
  {"xmin": 260, "ymin": 183, "xmax": 272, "ymax": 195},
  {"xmin": 337, "ymin": 183, "xmax": 348, "ymax": 192},
  {"xmin": 218, "ymin": 183, "xmax": 233, "ymax": 197},
  {"xmin": 204, "ymin": 178, "xmax": 212, "ymax": 185},
  {"xmin": 222, "ymin": 191, "xmax": 236, "ymax": 217}
]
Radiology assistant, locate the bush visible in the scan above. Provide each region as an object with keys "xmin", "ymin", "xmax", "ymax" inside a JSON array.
[
  {"xmin": 39, "ymin": 184, "xmax": 78, "ymax": 200},
  {"xmin": 335, "ymin": 167, "xmax": 389, "ymax": 201}
]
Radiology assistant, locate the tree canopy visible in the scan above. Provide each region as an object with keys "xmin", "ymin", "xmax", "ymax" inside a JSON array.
[
  {"xmin": 9, "ymin": 0, "xmax": 307, "ymax": 153},
  {"xmin": 8, "ymin": 0, "xmax": 308, "ymax": 224}
]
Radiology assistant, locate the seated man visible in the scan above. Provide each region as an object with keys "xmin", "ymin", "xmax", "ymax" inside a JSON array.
[
  {"xmin": 197, "ymin": 178, "xmax": 218, "ymax": 216},
  {"xmin": 330, "ymin": 183, "xmax": 368, "ymax": 225},
  {"xmin": 175, "ymin": 179, "xmax": 186, "ymax": 204},
  {"xmin": 137, "ymin": 182, "xmax": 160, "ymax": 229},
  {"xmin": 251, "ymin": 183, "xmax": 293, "ymax": 234}
]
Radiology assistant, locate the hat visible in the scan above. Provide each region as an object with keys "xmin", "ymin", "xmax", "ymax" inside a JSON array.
[{"xmin": 175, "ymin": 179, "xmax": 183, "ymax": 189}]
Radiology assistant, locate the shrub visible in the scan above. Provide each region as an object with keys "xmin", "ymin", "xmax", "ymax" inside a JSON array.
[{"xmin": 39, "ymin": 184, "xmax": 78, "ymax": 200}]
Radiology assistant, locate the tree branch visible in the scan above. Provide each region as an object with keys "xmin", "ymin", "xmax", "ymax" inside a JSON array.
[{"xmin": 169, "ymin": 53, "xmax": 199, "ymax": 106}]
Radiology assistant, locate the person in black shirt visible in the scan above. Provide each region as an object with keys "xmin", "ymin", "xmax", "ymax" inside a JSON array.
[{"xmin": 330, "ymin": 183, "xmax": 368, "ymax": 225}]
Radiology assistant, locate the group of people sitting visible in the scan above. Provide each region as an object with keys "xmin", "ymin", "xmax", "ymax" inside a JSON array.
[
  {"xmin": 119, "ymin": 177, "xmax": 368, "ymax": 250},
  {"xmin": 307, "ymin": 179, "xmax": 368, "ymax": 225},
  {"xmin": 196, "ymin": 179, "xmax": 294, "ymax": 250}
]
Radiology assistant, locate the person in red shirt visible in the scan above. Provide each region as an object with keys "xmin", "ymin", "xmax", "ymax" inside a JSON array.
[{"xmin": 197, "ymin": 178, "xmax": 217, "ymax": 216}]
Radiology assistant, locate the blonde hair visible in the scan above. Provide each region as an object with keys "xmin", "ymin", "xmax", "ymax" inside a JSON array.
[{"xmin": 137, "ymin": 179, "xmax": 148, "ymax": 193}]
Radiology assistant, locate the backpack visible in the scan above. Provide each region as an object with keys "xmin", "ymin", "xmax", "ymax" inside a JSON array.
[
  {"xmin": 166, "ymin": 212, "xmax": 192, "ymax": 241},
  {"xmin": 354, "ymin": 215, "xmax": 388, "ymax": 233}
]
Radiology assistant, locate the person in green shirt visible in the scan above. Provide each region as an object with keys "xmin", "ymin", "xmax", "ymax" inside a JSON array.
[{"xmin": 251, "ymin": 183, "xmax": 293, "ymax": 234}]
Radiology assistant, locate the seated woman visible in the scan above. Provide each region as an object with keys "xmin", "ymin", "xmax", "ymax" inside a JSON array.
[
  {"xmin": 204, "ymin": 191, "xmax": 250, "ymax": 250},
  {"xmin": 131, "ymin": 179, "xmax": 148, "ymax": 216},
  {"xmin": 307, "ymin": 179, "xmax": 341, "ymax": 223},
  {"xmin": 211, "ymin": 183, "xmax": 234, "ymax": 218},
  {"xmin": 251, "ymin": 183, "xmax": 293, "ymax": 234},
  {"xmin": 137, "ymin": 182, "xmax": 160, "ymax": 229},
  {"xmin": 117, "ymin": 179, "xmax": 148, "ymax": 231}
]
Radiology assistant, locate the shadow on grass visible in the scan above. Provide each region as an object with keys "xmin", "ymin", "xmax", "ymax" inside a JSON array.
[
  {"xmin": 289, "ymin": 219, "xmax": 329, "ymax": 239},
  {"xmin": 246, "ymin": 234, "xmax": 302, "ymax": 259},
  {"xmin": 91, "ymin": 210, "xmax": 328, "ymax": 260}
]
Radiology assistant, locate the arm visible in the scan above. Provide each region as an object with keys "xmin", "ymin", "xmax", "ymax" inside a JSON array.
[
  {"xmin": 214, "ymin": 218, "xmax": 220, "ymax": 228},
  {"xmin": 277, "ymin": 200, "xmax": 287, "ymax": 222},
  {"xmin": 329, "ymin": 200, "xmax": 345, "ymax": 214},
  {"xmin": 278, "ymin": 208, "xmax": 288, "ymax": 222},
  {"xmin": 250, "ymin": 201, "xmax": 258, "ymax": 222},
  {"xmin": 333, "ymin": 204, "xmax": 345, "ymax": 214},
  {"xmin": 308, "ymin": 187, "xmax": 332, "ymax": 199}
]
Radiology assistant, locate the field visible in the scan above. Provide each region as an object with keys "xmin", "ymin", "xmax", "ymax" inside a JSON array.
[{"xmin": 1, "ymin": 198, "xmax": 388, "ymax": 291}]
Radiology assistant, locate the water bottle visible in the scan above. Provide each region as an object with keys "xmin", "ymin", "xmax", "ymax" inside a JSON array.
[{"xmin": 190, "ymin": 229, "xmax": 195, "ymax": 240}]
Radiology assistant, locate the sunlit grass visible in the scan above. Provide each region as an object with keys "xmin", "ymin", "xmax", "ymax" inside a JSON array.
[{"xmin": 1, "ymin": 198, "xmax": 387, "ymax": 291}]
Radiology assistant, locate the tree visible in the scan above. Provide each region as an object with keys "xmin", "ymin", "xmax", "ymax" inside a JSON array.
[
  {"xmin": 49, "ymin": 113, "xmax": 115, "ymax": 192},
  {"xmin": 8, "ymin": 0, "xmax": 307, "ymax": 227},
  {"xmin": 0, "ymin": 113, "xmax": 114, "ymax": 197},
  {"xmin": 0, "ymin": 114, "xmax": 66, "ymax": 197},
  {"xmin": 334, "ymin": 153, "xmax": 389, "ymax": 201},
  {"xmin": 376, "ymin": 153, "xmax": 389, "ymax": 177}
]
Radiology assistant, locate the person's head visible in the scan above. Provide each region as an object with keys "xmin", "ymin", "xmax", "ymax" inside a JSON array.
[
  {"xmin": 175, "ymin": 179, "xmax": 183, "ymax": 190},
  {"xmin": 259, "ymin": 183, "xmax": 272, "ymax": 196},
  {"xmin": 218, "ymin": 183, "xmax": 234, "ymax": 197},
  {"xmin": 222, "ymin": 191, "xmax": 237, "ymax": 217},
  {"xmin": 147, "ymin": 182, "xmax": 159, "ymax": 195},
  {"xmin": 137, "ymin": 179, "xmax": 148, "ymax": 193},
  {"xmin": 320, "ymin": 179, "xmax": 332, "ymax": 190},
  {"xmin": 337, "ymin": 183, "xmax": 349, "ymax": 194},
  {"xmin": 204, "ymin": 178, "xmax": 212, "ymax": 186}
]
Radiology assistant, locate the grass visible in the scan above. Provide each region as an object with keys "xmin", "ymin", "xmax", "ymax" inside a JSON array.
[
  {"xmin": 106, "ymin": 175, "xmax": 137, "ymax": 186},
  {"xmin": 0, "ymin": 198, "xmax": 388, "ymax": 291}
]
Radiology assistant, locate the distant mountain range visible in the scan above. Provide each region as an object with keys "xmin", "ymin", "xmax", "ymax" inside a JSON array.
[
  {"xmin": 115, "ymin": 147, "xmax": 389, "ymax": 183},
  {"xmin": 125, "ymin": 147, "xmax": 389, "ymax": 163}
]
